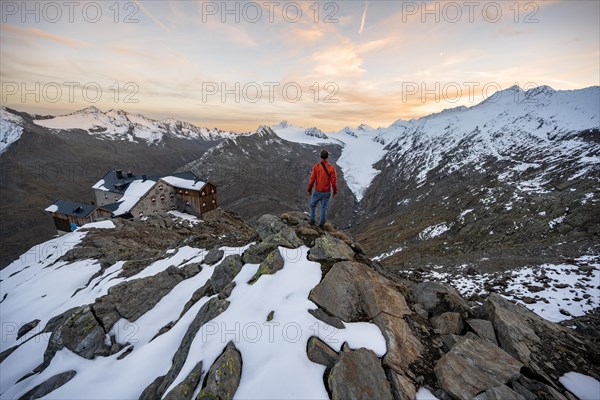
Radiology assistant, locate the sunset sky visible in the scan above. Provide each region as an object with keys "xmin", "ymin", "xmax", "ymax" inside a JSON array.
[{"xmin": 1, "ymin": 0, "xmax": 599, "ymax": 131}]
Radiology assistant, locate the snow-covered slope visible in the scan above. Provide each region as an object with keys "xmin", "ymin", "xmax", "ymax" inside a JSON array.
[
  {"xmin": 0, "ymin": 219, "xmax": 385, "ymax": 399},
  {"xmin": 33, "ymin": 106, "xmax": 236, "ymax": 144},
  {"xmin": 0, "ymin": 107, "xmax": 24, "ymax": 154},
  {"xmin": 380, "ymin": 85, "xmax": 600, "ymax": 186}
]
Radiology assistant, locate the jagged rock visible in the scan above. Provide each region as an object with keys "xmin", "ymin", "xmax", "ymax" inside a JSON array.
[
  {"xmin": 374, "ymin": 313, "xmax": 423, "ymax": 374},
  {"xmin": 94, "ymin": 264, "xmax": 200, "ymax": 331},
  {"xmin": 163, "ymin": 361, "xmax": 203, "ymax": 400},
  {"xmin": 328, "ymin": 347, "xmax": 393, "ymax": 400},
  {"xmin": 242, "ymin": 240, "xmax": 280, "ymax": 264},
  {"xmin": 139, "ymin": 298, "xmax": 230, "ymax": 400},
  {"xmin": 44, "ymin": 305, "xmax": 111, "ymax": 365},
  {"xmin": 466, "ymin": 319, "xmax": 499, "ymax": 346},
  {"xmin": 309, "ymin": 261, "xmax": 410, "ymax": 322},
  {"xmin": 434, "ymin": 335, "xmax": 523, "ymax": 400},
  {"xmin": 482, "ymin": 293, "xmax": 542, "ymax": 365},
  {"xmin": 431, "ymin": 312, "xmax": 464, "ymax": 335},
  {"xmin": 18, "ymin": 370, "xmax": 76, "ymax": 400},
  {"xmin": 181, "ymin": 281, "xmax": 216, "ymax": 316},
  {"xmin": 255, "ymin": 214, "xmax": 303, "ymax": 248},
  {"xmin": 386, "ymin": 369, "xmax": 416, "ymax": 400},
  {"xmin": 440, "ymin": 334, "xmax": 461, "ymax": 349},
  {"xmin": 17, "ymin": 319, "xmax": 40, "ymax": 339},
  {"xmin": 308, "ymin": 308, "xmax": 345, "ymax": 330},
  {"xmin": 218, "ymin": 281, "xmax": 236, "ymax": 300},
  {"xmin": 473, "ymin": 385, "xmax": 526, "ymax": 400},
  {"xmin": 512, "ymin": 375, "xmax": 570, "ymax": 400},
  {"xmin": 248, "ymin": 249, "xmax": 284, "ymax": 284},
  {"xmin": 414, "ymin": 303, "xmax": 429, "ymax": 319},
  {"xmin": 308, "ymin": 235, "xmax": 355, "ymax": 262},
  {"xmin": 211, "ymin": 255, "xmax": 243, "ymax": 292},
  {"xmin": 203, "ymin": 247, "xmax": 224, "ymax": 265},
  {"xmin": 198, "ymin": 341, "xmax": 242, "ymax": 399},
  {"xmin": 413, "ymin": 282, "xmax": 471, "ymax": 316},
  {"xmin": 307, "ymin": 336, "xmax": 339, "ymax": 367}
]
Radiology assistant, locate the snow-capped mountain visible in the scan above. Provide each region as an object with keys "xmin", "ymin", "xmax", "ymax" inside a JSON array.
[
  {"xmin": 0, "ymin": 107, "xmax": 238, "ymax": 269},
  {"xmin": 0, "ymin": 107, "xmax": 25, "ymax": 154},
  {"xmin": 32, "ymin": 106, "xmax": 236, "ymax": 144}
]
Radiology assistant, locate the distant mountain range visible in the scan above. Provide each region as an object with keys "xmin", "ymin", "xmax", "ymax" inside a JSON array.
[
  {"xmin": 0, "ymin": 106, "xmax": 238, "ymax": 267},
  {"xmin": 1, "ymin": 85, "xmax": 599, "ymax": 271}
]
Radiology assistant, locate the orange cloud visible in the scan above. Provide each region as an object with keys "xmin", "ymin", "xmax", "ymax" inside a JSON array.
[{"xmin": 1, "ymin": 24, "xmax": 87, "ymax": 48}]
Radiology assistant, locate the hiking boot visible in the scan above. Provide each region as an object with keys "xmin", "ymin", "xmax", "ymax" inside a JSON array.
[
  {"xmin": 309, "ymin": 220, "xmax": 315, "ymax": 226},
  {"xmin": 319, "ymin": 224, "xmax": 325, "ymax": 229}
]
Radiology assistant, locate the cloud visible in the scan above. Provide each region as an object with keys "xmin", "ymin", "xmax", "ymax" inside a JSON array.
[
  {"xmin": 1, "ymin": 24, "xmax": 87, "ymax": 48},
  {"xmin": 359, "ymin": 1, "xmax": 369, "ymax": 34}
]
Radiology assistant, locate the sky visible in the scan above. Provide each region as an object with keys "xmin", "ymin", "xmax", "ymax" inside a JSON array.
[{"xmin": 1, "ymin": 0, "xmax": 599, "ymax": 132}]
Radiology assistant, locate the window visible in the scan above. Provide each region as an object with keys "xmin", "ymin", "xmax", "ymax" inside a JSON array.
[
  {"xmin": 185, "ymin": 190, "xmax": 189, "ymax": 195},
  {"xmin": 139, "ymin": 211, "xmax": 143, "ymax": 216},
  {"xmin": 202, "ymin": 202, "xmax": 206, "ymax": 207},
  {"xmin": 201, "ymin": 192, "xmax": 205, "ymax": 196},
  {"xmin": 160, "ymin": 195, "xmax": 165, "ymax": 201},
  {"xmin": 104, "ymin": 194, "xmax": 108, "ymax": 200},
  {"xmin": 212, "ymin": 200, "xmax": 216, "ymax": 204},
  {"xmin": 154, "ymin": 210, "xmax": 158, "ymax": 213},
  {"xmin": 162, "ymin": 208, "xmax": 166, "ymax": 212},
  {"xmin": 186, "ymin": 201, "xmax": 190, "ymax": 206},
  {"xmin": 179, "ymin": 189, "xmax": 183, "ymax": 194},
  {"xmin": 158, "ymin": 185, "xmax": 163, "ymax": 191},
  {"xmin": 151, "ymin": 197, "xmax": 156, "ymax": 202},
  {"xmin": 170, "ymin": 193, "xmax": 174, "ymax": 198},
  {"xmin": 171, "ymin": 206, "xmax": 176, "ymax": 210},
  {"xmin": 211, "ymin": 189, "xmax": 215, "ymax": 193}
]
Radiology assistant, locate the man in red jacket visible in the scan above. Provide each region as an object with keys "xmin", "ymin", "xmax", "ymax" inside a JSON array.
[{"xmin": 307, "ymin": 149, "xmax": 338, "ymax": 228}]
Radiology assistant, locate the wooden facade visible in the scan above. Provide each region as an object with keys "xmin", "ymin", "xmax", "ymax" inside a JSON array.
[
  {"xmin": 51, "ymin": 208, "xmax": 112, "ymax": 233},
  {"xmin": 130, "ymin": 180, "xmax": 218, "ymax": 219}
]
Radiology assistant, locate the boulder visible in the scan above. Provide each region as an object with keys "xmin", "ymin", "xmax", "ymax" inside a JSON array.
[
  {"xmin": 211, "ymin": 255, "xmax": 243, "ymax": 292},
  {"xmin": 203, "ymin": 247, "xmax": 224, "ymax": 265},
  {"xmin": 248, "ymin": 249, "xmax": 285, "ymax": 284},
  {"xmin": 473, "ymin": 385, "xmax": 526, "ymax": 400},
  {"xmin": 308, "ymin": 235, "xmax": 355, "ymax": 263},
  {"xmin": 374, "ymin": 313, "xmax": 423, "ymax": 374},
  {"xmin": 413, "ymin": 282, "xmax": 470, "ymax": 316},
  {"xmin": 17, "ymin": 319, "xmax": 40, "ymax": 339},
  {"xmin": 328, "ymin": 347, "xmax": 393, "ymax": 400},
  {"xmin": 307, "ymin": 336, "xmax": 339, "ymax": 367},
  {"xmin": 198, "ymin": 341, "xmax": 242, "ymax": 399},
  {"xmin": 431, "ymin": 312, "xmax": 464, "ymax": 335},
  {"xmin": 44, "ymin": 305, "xmax": 111, "ymax": 365},
  {"xmin": 466, "ymin": 319, "xmax": 499, "ymax": 346},
  {"xmin": 386, "ymin": 370, "xmax": 416, "ymax": 400},
  {"xmin": 309, "ymin": 261, "xmax": 410, "ymax": 322},
  {"xmin": 18, "ymin": 370, "xmax": 76, "ymax": 400},
  {"xmin": 434, "ymin": 335, "xmax": 523, "ymax": 400},
  {"xmin": 242, "ymin": 240, "xmax": 279, "ymax": 264},
  {"xmin": 255, "ymin": 214, "xmax": 303, "ymax": 248},
  {"xmin": 483, "ymin": 293, "xmax": 542, "ymax": 365},
  {"xmin": 163, "ymin": 361, "xmax": 203, "ymax": 400},
  {"xmin": 308, "ymin": 308, "xmax": 345, "ymax": 330}
]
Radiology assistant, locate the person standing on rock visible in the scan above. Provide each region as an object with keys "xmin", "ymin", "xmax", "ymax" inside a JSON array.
[{"xmin": 307, "ymin": 149, "xmax": 338, "ymax": 228}]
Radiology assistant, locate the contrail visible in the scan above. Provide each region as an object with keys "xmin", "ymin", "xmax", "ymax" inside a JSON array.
[
  {"xmin": 134, "ymin": 0, "xmax": 170, "ymax": 33},
  {"xmin": 359, "ymin": 1, "xmax": 369, "ymax": 34}
]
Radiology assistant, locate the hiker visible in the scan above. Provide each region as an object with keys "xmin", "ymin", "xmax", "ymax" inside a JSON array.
[{"xmin": 307, "ymin": 149, "xmax": 338, "ymax": 228}]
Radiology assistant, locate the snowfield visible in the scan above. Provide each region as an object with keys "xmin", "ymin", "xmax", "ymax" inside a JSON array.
[{"xmin": 0, "ymin": 223, "xmax": 385, "ymax": 399}]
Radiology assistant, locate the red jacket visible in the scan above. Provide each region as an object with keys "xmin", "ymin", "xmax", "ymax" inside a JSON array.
[{"xmin": 308, "ymin": 159, "xmax": 338, "ymax": 194}]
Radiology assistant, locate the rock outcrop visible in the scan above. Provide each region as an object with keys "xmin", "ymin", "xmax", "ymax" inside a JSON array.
[{"xmin": 4, "ymin": 211, "xmax": 598, "ymax": 400}]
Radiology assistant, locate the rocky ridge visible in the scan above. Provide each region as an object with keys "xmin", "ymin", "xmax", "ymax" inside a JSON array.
[{"xmin": 0, "ymin": 210, "xmax": 598, "ymax": 399}]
